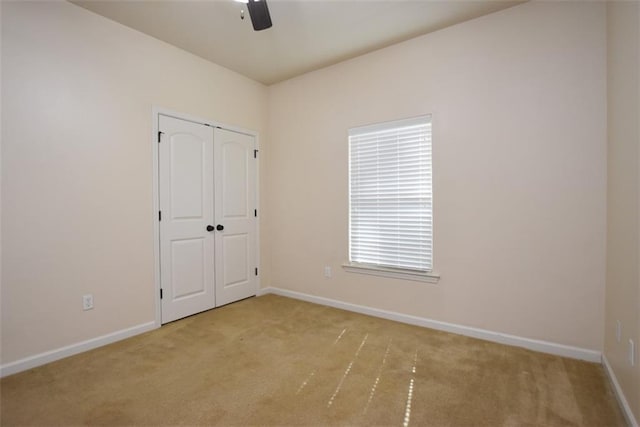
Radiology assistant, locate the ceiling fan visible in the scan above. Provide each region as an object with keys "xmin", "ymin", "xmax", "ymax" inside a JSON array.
[{"xmin": 237, "ymin": 0, "xmax": 273, "ymax": 31}]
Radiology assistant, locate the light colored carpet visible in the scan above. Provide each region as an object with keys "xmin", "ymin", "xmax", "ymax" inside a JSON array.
[{"xmin": 0, "ymin": 294, "xmax": 626, "ymax": 426}]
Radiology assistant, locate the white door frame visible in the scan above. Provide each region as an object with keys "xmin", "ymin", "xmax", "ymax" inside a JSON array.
[{"xmin": 151, "ymin": 107, "xmax": 261, "ymax": 327}]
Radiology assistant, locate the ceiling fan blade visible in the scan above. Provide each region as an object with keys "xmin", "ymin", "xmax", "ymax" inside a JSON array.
[{"xmin": 247, "ymin": 0, "xmax": 272, "ymax": 31}]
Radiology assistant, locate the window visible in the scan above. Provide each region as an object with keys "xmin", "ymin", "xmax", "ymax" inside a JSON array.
[{"xmin": 345, "ymin": 116, "xmax": 437, "ymax": 282}]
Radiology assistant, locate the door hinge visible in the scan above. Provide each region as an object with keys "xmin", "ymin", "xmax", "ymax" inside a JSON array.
[
  {"xmin": 254, "ymin": 149, "xmax": 258, "ymax": 159},
  {"xmin": 254, "ymin": 209, "xmax": 257, "ymax": 217},
  {"xmin": 158, "ymin": 131, "xmax": 164, "ymax": 143},
  {"xmin": 160, "ymin": 288, "xmax": 163, "ymax": 299},
  {"xmin": 159, "ymin": 211, "xmax": 162, "ymax": 221},
  {"xmin": 255, "ymin": 267, "xmax": 258, "ymax": 276}
]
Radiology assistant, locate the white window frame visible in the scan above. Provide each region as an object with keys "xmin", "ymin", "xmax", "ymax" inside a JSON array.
[{"xmin": 343, "ymin": 115, "xmax": 439, "ymax": 283}]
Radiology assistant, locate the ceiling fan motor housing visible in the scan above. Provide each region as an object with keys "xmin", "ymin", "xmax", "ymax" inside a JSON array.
[{"xmin": 247, "ymin": 0, "xmax": 272, "ymax": 31}]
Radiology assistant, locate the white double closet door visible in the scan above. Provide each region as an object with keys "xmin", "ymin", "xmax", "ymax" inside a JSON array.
[{"xmin": 159, "ymin": 114, "xmax": 257, "ymax": 324}]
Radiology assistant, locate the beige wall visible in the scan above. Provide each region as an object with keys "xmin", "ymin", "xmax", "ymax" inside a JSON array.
[
  {"xmin": 267, "ymin": 1, "xmax": 607, "ymax": 350},
  {"xmin": 0, "ymin": 1, "xmax": 269, "ymax": 364},
  {"xmin": 0, "ymin": 0, "xmax": 3, "ymax": 365},
  {"xmin": 605, "ymin": 0, "xmax": 640, "ymax": 421}
]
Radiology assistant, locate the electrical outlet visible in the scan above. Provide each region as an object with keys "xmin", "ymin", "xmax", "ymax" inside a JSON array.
[
  {"xmin": 82, "ymin": 294, "xmax": 94, "ymax": 311},
  {"xmin": 616, "ymin": 320, "xmax": 621, "ymax": 343},
  {"xmin": 324, "ymin": 266, "xmax": 332, "ymax": 278},
  {"xmin": 629, "ymin": 339, "xmax": 635, "ymax": 367}
]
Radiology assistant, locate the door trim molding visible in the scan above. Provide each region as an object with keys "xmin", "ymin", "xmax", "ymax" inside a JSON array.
[{"xmin": 151, "ymin": 107, "xmax": 261, "ymax": 326}]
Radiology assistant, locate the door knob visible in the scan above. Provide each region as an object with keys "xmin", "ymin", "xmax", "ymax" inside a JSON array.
[
  {"xmin": 216, "ymin": 224, "xmax": 224, "ymax": 231},
  {"xmin": 206, "ymin": 225, "xmax": 214, "ymax": 232}
]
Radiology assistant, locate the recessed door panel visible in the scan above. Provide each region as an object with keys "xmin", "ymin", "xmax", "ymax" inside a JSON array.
[
  {"xmin": 170, "ymin": 136, "xmax": 204, "ymax": 219},
  {"xmin": 222, "ymin": 233, "xmax": 249, "ymax": 287},
  {"xmin": 222, "ymin": 143, "xmax": 248, "ymax": 218},
  {"xmin": 171, "ymin": 238, "xmax": 205, "ymax": 299}
]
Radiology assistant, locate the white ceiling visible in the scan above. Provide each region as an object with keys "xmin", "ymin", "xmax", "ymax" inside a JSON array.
[{"xmin": 71, "ymin": 0, "xmax": 523, "ymax": 85}]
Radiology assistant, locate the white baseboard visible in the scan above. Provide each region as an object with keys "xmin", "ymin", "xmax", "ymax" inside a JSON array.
[
  {"xmin": 256, "ymin": 287, "xmax": 271, "ymax": 297},
  {"xmin": 602, "ymin": 354, "xmax": 639, "ymax": 427},
  {"xmin": 258, "ymin": 286, "xmax": 602, "ymax": 363},
  {"xmin": 0, "ymin": 321, "xmax": 158, "ymax": 378}
]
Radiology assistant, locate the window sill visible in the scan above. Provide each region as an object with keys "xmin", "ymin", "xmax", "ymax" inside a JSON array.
[{"xmin": 341, "ymin": 263, "xmax": 440, "ymax": 284}]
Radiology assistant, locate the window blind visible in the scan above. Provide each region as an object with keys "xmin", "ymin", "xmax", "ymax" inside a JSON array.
[{"xmin": 349, "ymin": 116, "xmax": 432, "ymax": 272}]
